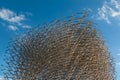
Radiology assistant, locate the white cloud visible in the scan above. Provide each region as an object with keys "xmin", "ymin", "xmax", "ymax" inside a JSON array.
[
  {"xmin": 117, "ymin": 53, "xmax": 120, "ymax": 56},
  {"xmin": 0, "ymin": 76, "xmax": 4, "ymax": 80},
  {"xmin": 97, "ymin": 0, "xmax": 120, "ymax": 24},
  {"xmin": 97, "ymin": 4, "xmax": 111, "ymax": 24},
  {"xmin": 0, "ymin": 8, "xmax": 32, "ymax": 31},
  {"xmin": 0, "ymin": 8, "xmax": 25, "ymax": 23},
  {"xmin": 117, "ymin": 62, "xmax": 120, "ymax": 66},
  {"xmin": 8, "ymin": 25, "xmax": 18, "ymax": 31}
]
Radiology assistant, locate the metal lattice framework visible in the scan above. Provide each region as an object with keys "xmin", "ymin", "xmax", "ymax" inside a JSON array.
[{"xmin": 3, "ymin": 13, "xmax": 115, "ymax": 80}]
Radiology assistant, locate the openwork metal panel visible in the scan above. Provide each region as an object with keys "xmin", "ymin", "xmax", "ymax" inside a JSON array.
[{"xmin": 3, "ymin": 13, "xmax": 115, "ymax": 80}]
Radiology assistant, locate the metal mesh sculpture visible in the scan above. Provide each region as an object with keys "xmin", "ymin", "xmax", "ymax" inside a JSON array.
[{"xmin": 3, "ymin": 13, "xmax": 115, "ymax": 80}]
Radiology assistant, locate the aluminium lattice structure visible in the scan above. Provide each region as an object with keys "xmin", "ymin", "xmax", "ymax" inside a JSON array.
[{"xmin": 3, "ymin": 12, "xmax": 115, "ymax": 80}]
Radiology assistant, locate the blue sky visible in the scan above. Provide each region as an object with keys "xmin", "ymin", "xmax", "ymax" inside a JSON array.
[{"xmin": 0, "ymin": 0, "xmax": 120, "ymax": 79}]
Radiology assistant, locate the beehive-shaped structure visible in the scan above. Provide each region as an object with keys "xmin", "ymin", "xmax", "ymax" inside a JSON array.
[{"xmin": 3, "ymin": 13, "xmax": 114, "ymax": 80}]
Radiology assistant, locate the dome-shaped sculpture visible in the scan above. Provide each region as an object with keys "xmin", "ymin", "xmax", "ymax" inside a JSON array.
[{"xmin": 3, "ymin": 13, "xmax": 114, "ymax": 80}]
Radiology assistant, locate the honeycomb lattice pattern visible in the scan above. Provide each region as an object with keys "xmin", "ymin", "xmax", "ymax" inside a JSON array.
[{"xmin": 3, "ymin": 13, "xmax": 114, "ymax": 80}]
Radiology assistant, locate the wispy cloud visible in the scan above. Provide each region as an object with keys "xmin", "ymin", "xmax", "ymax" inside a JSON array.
[
  {"xmin": 0, "ymin": 8, "xmax": 25, "ymax": 23},
  {"xmin": 97, "ymin": 0, "xmax": 120, "ymax": 24},
  {"xmin": 0, "ymin": 8, "xmax": 31, "ymax": 31},
  {"xmin": 0, "ymin": 76, "xmax": 3, "ymax": 80},
  {"xmin": 117, "ymin": 53, "xmax": 120, "ymax": 56},
  {"xmin": 8, "ymin": 25, "xmax": 18, "ymax": 31},
  {"xmin": 116, "ymin": 62, "xmax": 120, "ymax": 66}
]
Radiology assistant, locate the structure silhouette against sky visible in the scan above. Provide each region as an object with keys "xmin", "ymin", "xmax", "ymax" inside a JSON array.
[{"xmin": 3, "ymin": 13, "xmax": 115, "ymax": 80}]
